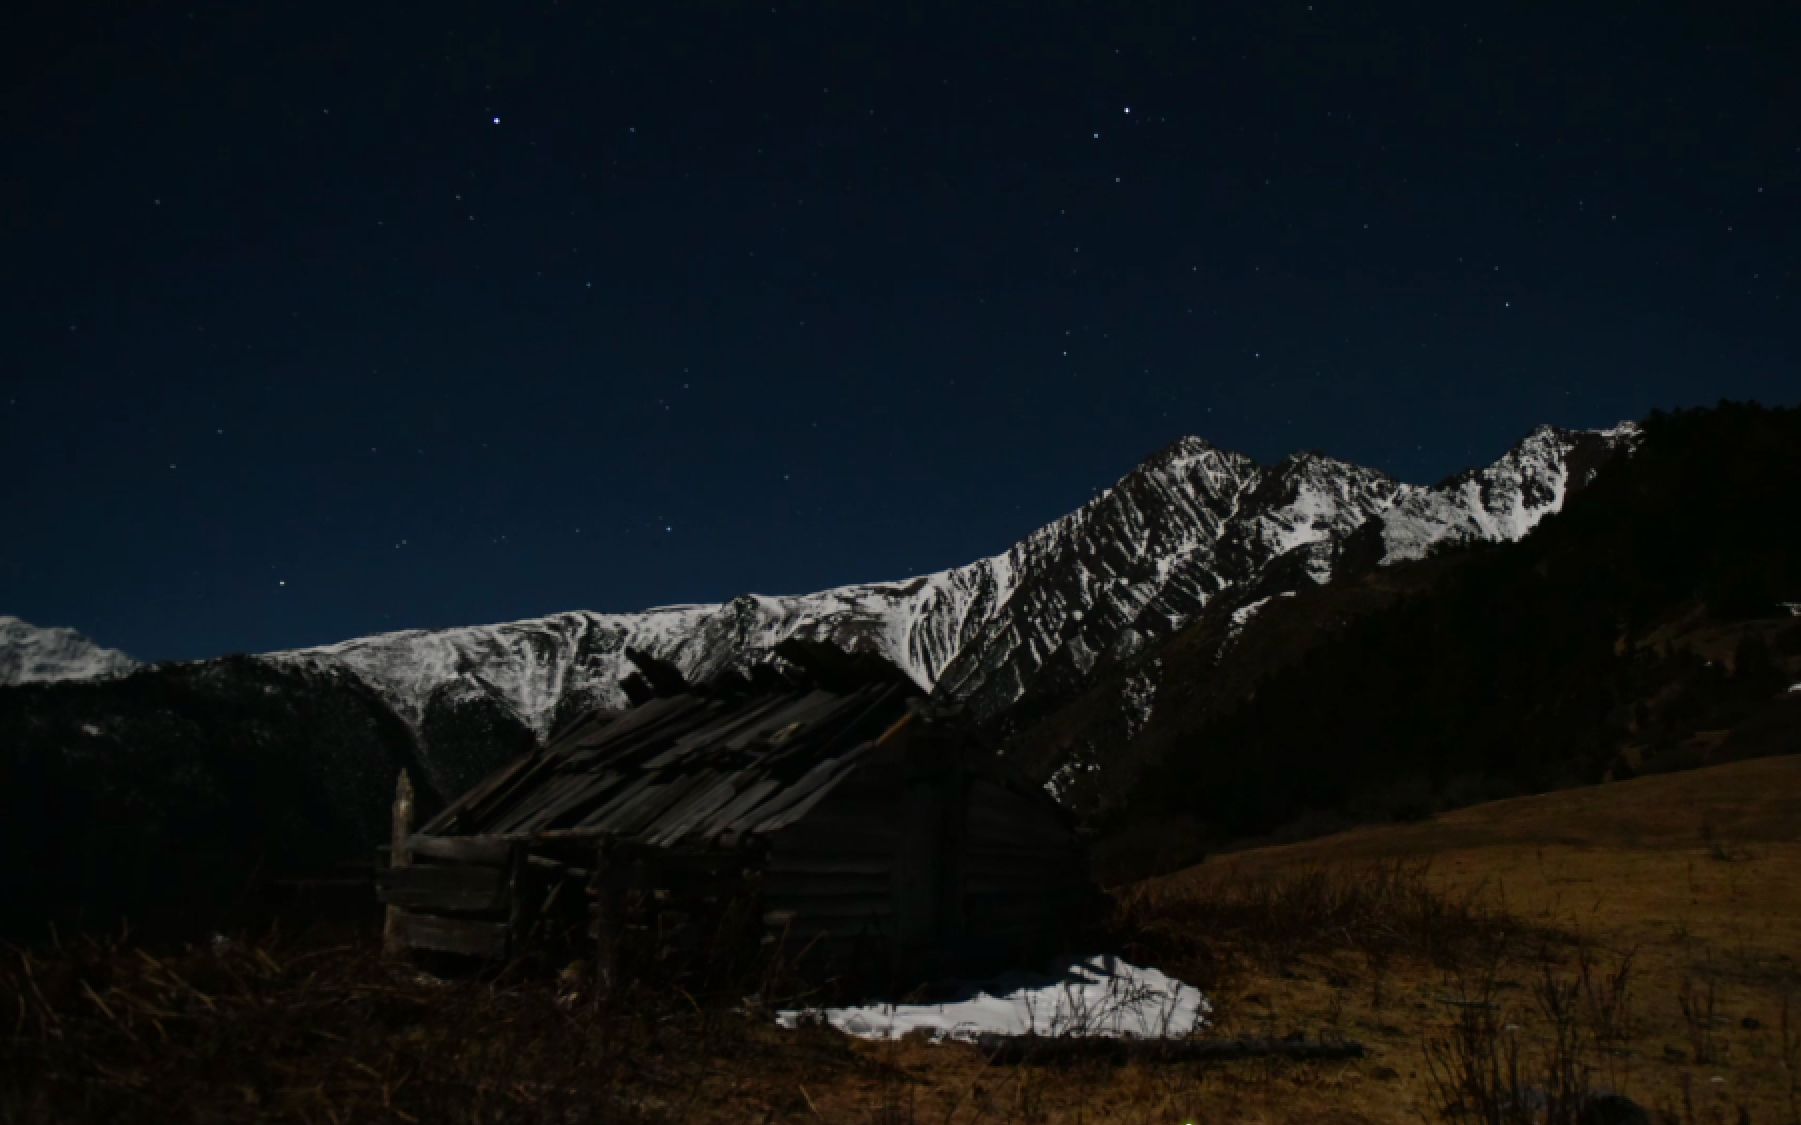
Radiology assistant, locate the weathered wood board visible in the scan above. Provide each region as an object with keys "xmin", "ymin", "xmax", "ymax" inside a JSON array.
[
  {"xmin": 377, "ymin": 863, "xmax": 508, "ymax": 912},
  {"xmin": 390, "ymin": 910, "xmax": 510, "ymax": 958}
]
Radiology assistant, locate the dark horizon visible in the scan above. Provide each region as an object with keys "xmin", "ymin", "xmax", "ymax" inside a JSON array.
[{"xmin": 5, "ymin": 5, "xmax": 1797, "ymax": 663}]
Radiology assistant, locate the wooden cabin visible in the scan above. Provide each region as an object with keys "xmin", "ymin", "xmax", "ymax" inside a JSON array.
[{"xmin": 377, "ymin": 672, "xmax": 1095, "ymax": 981}]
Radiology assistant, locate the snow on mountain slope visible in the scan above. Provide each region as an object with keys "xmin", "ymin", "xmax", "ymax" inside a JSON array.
[
  {"xmin": 1378, "ymin": 423, "xmax": 1640, "ymax": 563},
  {"xmin": 929, "ymin": 438, "xmax": 1264, "ymax": 713},
  {"xmin": 270, "ymin": 423, "xmax": 1637, "ymax": 733},
  {"xmin": 0, "ymin": 617, "xmax": 140, "ymax": 685},
  {"xmin": 269, "ymin": 561, "xmax": 1020, "ymax": 732}
]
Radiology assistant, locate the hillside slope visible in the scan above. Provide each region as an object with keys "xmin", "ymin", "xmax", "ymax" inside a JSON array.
[
  {"xmin": 0, "ymin": 658, "xmax": 429, "ymax": 938},
  {"xmin": 1136, "ymin": 754, "xmax": 1801, "ymax": 1125},
  {"xmin": 1015, "ymin": 404, "xmax": 1801, "ymax": 880}
]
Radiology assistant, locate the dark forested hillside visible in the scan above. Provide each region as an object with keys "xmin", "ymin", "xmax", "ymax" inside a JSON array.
[
  {"xmin": 1086, "ymin": 403, "xmax": 1801, "ymax": 879},
  {"xmin": 0, "ymin": 659, "xmax": 436, "ymax": 939}
]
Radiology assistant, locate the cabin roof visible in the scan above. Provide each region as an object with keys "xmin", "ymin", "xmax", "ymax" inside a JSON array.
[{"xmin": 418, "ymin": 680, "xmax": 917, "ymax": 849}]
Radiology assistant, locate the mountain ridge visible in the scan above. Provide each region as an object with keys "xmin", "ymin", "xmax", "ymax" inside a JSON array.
[
  {"xmin": 3, "ymin": 423, "xmax": 1638, "ymax": 733},
  {"xmin": 259, "ymin": 421, "xmax": 1637, "ymax": 733},
  {"xmin": 0, "ymin": 617, "xmax": 140, "ymax": 686}
]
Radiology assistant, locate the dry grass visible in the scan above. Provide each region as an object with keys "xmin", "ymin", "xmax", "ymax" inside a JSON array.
[
  {"xmin": 1144, "ymin": 755, "xmax": 1801, "ymax": 1124},
  {"xmin": 6, "ymin": 755, "xmax": 1801, "ymax": 1123}
]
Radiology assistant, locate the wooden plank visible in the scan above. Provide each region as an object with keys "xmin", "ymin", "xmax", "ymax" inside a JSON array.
[
  {"xmin": 563, "ymin": 696, "xmax": 711, "ymax": 766},
  {"xmin": 382, "ymin": 770, "xmax": 415, "ymax": 956},
  {"xmin": 391, "ymin": 911, "xmax": 510, "ymax": 959},
  {"xmin": 572, "ymin": 773, "xmax": 675, "ymax": 834},
  {"xmin": 737, "ymin": 775, "xmax": 854, "ymax": 840},
  {"xmin": 767, "ymin": 802, "xmax": 900, "ymax": 838},
  {"xmin": 591, "ymin": 866, "xmax": 742, "ymax": 895},
  {"xmin": 512, "ymin": 771, "xmax": 626, "ymax": 834},
  {"xmin": 721, "ymin": 755, "xmax": 854, "ymax": 838},
  {"xmin": 643, "ymin": 771, "xmax": 746, "ymax": 847},
  {"xmin": 764, "ymin": 873, "xmax": 891, "ymax": 897},
  {"xmin": 408, "ymin": 835, "xmax": 514, "ymax": 866},
  {"xmin": 418, "ymin": 749, "xmax": 539, "ymax": 835},
  {"xmin": 607, "ymin": 771, "xmax": 723, "ymax": 840},
  {"xmin": 377, "ymin": 863, "xmax": 507, "ymax": 912},
  {"xmin": 699, "ymin": 778, "xmax": 783, "ymax": 841},
  {"xmin": 962, "ymin": 859, "xmax": 1071, "ymax": 880},
  {"xmin": 720, "ymin": 691, "xmax": 837, "ymax": 749},
  {"xmin": 684, "ymin": 691, "xmax": 817, "ymax": 754},
  {"xmin": 488, "ymin": 770, "xmax": 595, "ymax": 835},
  {"xmin": 639, "ymin": 696, "xmax": 784, "ymax": 767},
  {"xmin": 765, "ymin": 856, "xmax": 893, "ymax": 876}
]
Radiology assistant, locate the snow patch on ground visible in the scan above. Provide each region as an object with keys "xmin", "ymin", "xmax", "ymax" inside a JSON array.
[{"xmin": 776, "ymin": 955, "xmax": 1210, "ymax": 1042}]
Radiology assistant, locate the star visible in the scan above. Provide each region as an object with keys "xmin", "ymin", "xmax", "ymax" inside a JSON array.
[{"xmin": 491, "ymin": 115, "xmax": 501, "ymax": 125}]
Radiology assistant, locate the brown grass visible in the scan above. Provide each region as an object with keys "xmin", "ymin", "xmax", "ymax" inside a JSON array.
[
  {"xmin": 6, "ymin": 755, "xmax": 1801, "ymax": 1123},
  {"xmin": 1145, "ymin": 755, "xmax": 1801, "ymax": 1125}
]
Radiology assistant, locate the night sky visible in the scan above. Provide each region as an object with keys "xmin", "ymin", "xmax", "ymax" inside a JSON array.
[{"xmin": 5, "ymin": 4, "xmax": 1798, "ymax": 663}]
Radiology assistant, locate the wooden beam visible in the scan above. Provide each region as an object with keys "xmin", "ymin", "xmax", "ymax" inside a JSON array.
[
  {"xmin": 390, "ymin": 911, "xmax": 510, "ymax": 959},
  {"xmin": 407, "ymin": 835, "xmax": 515, "ymax": 866},
  {"xmin": 591, "ymin": 841, "xmax": 621, "ymax": 996},
  {"xmin": 382, "ymin": 770, "xmax": 415, "ymax": 957},
  {"xmin": 376, "ymin": 864, "xmax": 508, "ymax": 913}
]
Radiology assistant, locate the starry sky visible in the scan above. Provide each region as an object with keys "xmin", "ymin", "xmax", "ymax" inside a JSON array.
[{"xmin": 5, "ymin": 3, "xmax": 1798, "ymax": 663}]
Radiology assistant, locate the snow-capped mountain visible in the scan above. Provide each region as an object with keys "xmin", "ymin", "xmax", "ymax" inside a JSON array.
[
  {"xmin": 268, "ymin": 422, "xmax": 1637, "ymax": 734},
  {"xmin": 1376, "ymin": 423, "xmax": 1640, "ymax": 562},
  {"xmin": 0, "ymin": 617, "xmax": 140, "ymax": 686}
]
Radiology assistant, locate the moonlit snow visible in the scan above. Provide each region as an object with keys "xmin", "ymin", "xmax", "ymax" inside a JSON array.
[
  {"xmin": 253, "ymin": 423, "xmax": 1632, "ymax": 735},
  {"xmin": 0, "ymin": 616, "xmax": 140, "ymax": 686},
  {"xmin": 776, "ymin": 955, "xmax": 1210, "ymax": 1042}
]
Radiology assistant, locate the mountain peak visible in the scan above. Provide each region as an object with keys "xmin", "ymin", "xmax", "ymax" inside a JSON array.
[
  {"xmin": 253, "ymin": 419, "xmax": 1636, "ymax": 734},
  {"xmin": 0, "ymin": 617, "xmax": 141, "ymax": 686},
  {"xmin": 1164, "ymin": 434, "xmax": 1217, "ymax": 455},
  {"xmin": 1141, "ymin": 435, "xmax": 1233, "ymax": 468}
]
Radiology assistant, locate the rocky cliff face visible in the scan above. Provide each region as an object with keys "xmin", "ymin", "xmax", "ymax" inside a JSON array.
[{"xmin": 261, "ymin": 422, "xmax": 1637, "ymax": 734}]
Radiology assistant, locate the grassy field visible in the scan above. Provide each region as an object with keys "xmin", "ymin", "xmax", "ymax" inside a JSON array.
[
  {"xmin": 1128, "ymin": 753, "xmax": 1801, "ymax": 1125},
  {"xmin": 7, "ymin": 755, "xmax": 1800, "ymax": 1123}
]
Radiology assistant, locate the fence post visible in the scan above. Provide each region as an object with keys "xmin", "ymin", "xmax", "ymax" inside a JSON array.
[{"xmin": 382, "ymin": 769, "xmax": 415, "ymax": 956}]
